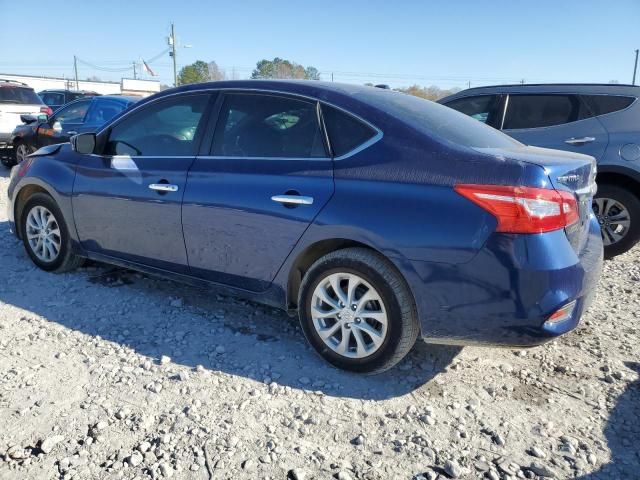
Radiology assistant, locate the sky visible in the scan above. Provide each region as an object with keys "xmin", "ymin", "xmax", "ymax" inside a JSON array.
[{"xmin": 1, "ymin": 0, "xmax": 638, "ymax": 89}]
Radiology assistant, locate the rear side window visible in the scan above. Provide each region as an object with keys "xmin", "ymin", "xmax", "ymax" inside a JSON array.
[
  {"xmin": 105, "ymin": 94, "xmax": 209, "ymax": 156},
  {"xmin": 582, "ymin": 95, "xmax": 635, "ymax": 116},
  {"xmin": 0, "ymin": 86, "xmax": 43, "ymax": 105},
  {"xmin": 503, "ymin": 94, "xmax": 590, "ymax": 130},
  {"xmin": 321, "ymin": 105, "xmax": 377, "ymax": 157},
  {"xmin": 212, "ymin": 93, "xmax": 326, "ymax": 158},
  {"xmin": 444, "ymin": 95, "xmax": 501, "ymax": 126}
]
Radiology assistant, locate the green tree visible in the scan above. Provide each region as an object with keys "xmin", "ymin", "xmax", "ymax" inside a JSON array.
[
  {"xmin": 251, "ymin": 58, "xmax": 320, "ymax": 80},
  {"xmin": 395, "ymin": 84, "xmax": 461, "ymax": 101},
  {"xmin": 177, "ymin": 60, "xmax": 211, "ymax": 85}
]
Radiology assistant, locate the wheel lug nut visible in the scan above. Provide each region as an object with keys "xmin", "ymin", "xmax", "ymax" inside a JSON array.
[
  {"xmin": 351, "ymin": 304, "xmax": 357, "ymax": 310},
  {"xmin": 355, "ymin": 318, "xmax": 361, "ymax": 323}
]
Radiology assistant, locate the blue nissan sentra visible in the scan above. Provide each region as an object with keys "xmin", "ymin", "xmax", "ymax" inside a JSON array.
[{"xmin": 6, "ymin": 80, "xmax": 603, "ymax": 373}]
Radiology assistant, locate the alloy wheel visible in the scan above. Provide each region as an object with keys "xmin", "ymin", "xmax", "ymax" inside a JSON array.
[
  {"xmin": 15, "ymin": 144, "xmax": 32, "ymax": 163},
  {"xmin": 593, "ymin": 197, "xmax": 631, "ymax": 246},
  {"xmin": 25, "ymin": 205, "xmax": 62, "ymax": 262},
  {"xmin": 310, "ymin": 272, "xmax": 388, "ymax": 359}
]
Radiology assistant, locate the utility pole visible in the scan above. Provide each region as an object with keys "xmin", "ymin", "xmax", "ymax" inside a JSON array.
[
  {"xmin": 133, "ymin": 62, "xmax": 137, "ymax": 79},
  {"xmin": 633, "ymin": 49, "xmax": 639, "ymax": 86},
  {"xmin": 331, "ymin": 72, "xmax": 334, "ymax": 82},
  {"xmin": 73, "ymin": 55, "xmax": 79, "ymax": 90},
  {"xmin": 169, "ymin": 22, "xmax": 178, "ymax": 86}
]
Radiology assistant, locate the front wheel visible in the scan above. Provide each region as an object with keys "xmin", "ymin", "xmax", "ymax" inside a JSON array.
[
  {"xmin": 298, "ymin": 248, "xmax": 419, "ymax": 374},
  {"xmin": 593, "ymin": 184, "xmax": 640, "ymax": 259},
  {"xmin": 20, "ymin": 193, "xmax": 84, "ymax": 272},
  {"xmin": 15, "ymin": 142, "xmax": 36, "ymax": 164}
]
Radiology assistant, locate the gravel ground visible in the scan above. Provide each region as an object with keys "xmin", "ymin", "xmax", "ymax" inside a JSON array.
[{"xmin": 0, "ymin": 167, "xmax": 638, "ymax": 480}]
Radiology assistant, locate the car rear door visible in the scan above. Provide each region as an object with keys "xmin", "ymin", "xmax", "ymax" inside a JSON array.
[
  {"xmin": 72, "ymin": 93, "xmax": 212, "ymax": 273},
  {"xmin": 181, "ymin": 91, "xmax": 334, "ymax": 292},
  {"xmin": 501, "ymin": 94, "xmax": 608, "ymax": 160}
]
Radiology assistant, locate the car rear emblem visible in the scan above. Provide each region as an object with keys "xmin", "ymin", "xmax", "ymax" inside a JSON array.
[{"xmin": 557, "ymin": 174, "xmax": 581, "ymax": 183}]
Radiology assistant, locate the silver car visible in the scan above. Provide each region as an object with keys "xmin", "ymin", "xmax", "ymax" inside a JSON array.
[{"xmin": 440, "ymin": 84, "xmax": 640, "ymax": 258}]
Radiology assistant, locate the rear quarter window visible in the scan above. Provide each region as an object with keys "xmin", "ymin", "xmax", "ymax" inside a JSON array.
[
  {"xmin": 321, "ymin": 105, "xmax": 377, "ymax": 156},
  {"xmin": 582, "ymin": 95, "xmax": 635, "ymax": 116}
]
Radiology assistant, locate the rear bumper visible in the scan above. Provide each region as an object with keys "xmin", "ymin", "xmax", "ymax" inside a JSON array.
[{"xmin": 407, "ymin": 215, "xmax": 603, "ymax": 346}]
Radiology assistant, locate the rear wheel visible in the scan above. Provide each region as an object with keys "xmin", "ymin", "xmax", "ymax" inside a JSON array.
[
  {"xmin": 20, "ymin": 193, "xmax": 84, "ymax": 272},
  {"xmin": 1, "ymin": 147, "xmax": 16, "ymax": 168},
  {"xmin": 593, "ymin": 184, "xmax": 640, "ymax": 258},
  {"xmin": 298, "ymin": 248, "xmax": 419, "ymax": 374}
]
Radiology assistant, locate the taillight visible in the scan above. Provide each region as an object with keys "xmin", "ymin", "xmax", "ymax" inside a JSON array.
[
  {"xmin": 40, "ymin": 106, "xmax": 53, "ymax": 116},
  {"xmin": 17, "ymin": 156, "xmax": 34, "ymax": 177},
  {"xmin": 454, "ymin": 184, "xmax": 579, "ymax": 234}
]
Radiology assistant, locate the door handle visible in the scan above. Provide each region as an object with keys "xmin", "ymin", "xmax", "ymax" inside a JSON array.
[
  {"xmin": 271, "ymin": 195, "xmax": 314, "ymax": 206},
  {"xmin": 67, "ymin": 131, "xmax": 78, "ymax": 136},
  {"xmin": 149, "ymin": 183, "xmax": 179, "ymax": 192},
  {"xmin": 565, "ymin": 136, "xmax": 595, "ymax": 145}
]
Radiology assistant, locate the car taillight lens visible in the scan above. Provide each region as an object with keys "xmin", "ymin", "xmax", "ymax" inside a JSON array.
[
  {"xmin": 40, "ymin": 106, "xmax": 53, "ymax": 116},
  {"xmin": 454, "ymin": 184, "xmax": 579, "ymax": 234}
]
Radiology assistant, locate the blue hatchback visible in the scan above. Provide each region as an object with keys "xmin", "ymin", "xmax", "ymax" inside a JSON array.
[{"xmin": 6, "ymin": 81, "xmax": 603, "ymax": 373}]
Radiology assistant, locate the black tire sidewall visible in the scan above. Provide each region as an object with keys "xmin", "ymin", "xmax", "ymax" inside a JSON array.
[
  {"xmin": 596, "ymin": 184, "xmax": 640, "ymax": 259},
  {"xmin": 20, "ymin": 193, "xmax": 71, "ymax": 272},
  {"xmin": 299, "ymin": 257, "xmax": 404, "ymax": 373}
]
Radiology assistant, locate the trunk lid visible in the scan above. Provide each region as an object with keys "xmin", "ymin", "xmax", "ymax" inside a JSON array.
[{"xmin": 476, "ymin": 145, "xmax": 597, "ymax": 252}]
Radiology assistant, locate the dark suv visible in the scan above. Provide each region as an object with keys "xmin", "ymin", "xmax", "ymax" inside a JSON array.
[
  {"xmin": 38, "ymin": 89, "xmax": 99, "ymax": 112},
  {"xmin": 440, "ymin": 84, "xmax": 640, "ymax": 258}
]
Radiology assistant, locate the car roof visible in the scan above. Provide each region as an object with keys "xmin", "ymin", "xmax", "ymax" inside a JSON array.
[
  {"xmin": 40, "ymin": 89, "xmax": 99, "ymax": 94},
  {"xmin": 137, "ymin": 79, "xmax": 428, "ymax": 116},
  {"xmin": 0, "ymin": 79, "xmax": 33, "ymax": 88},
  {"xmin": 440, "ymin": 83, "xmax": 640, "ymax": 102}
]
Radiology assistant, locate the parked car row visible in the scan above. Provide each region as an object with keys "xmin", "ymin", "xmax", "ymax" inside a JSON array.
[
  {"xmin": 7, "ymin": 80, "xmax": 602, "ymax": 372},
  {"xmin": 439, "ymin": 84, "xmax": 640, "ymax": 258},
  {"xmin": 0, "ymin": 79, "xmax": 137, "ymax": 167}
]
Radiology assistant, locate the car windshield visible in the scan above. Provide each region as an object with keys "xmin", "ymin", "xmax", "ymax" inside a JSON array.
[
  {"xmin": 0, "ymin": 86, "xmax": 43, "ymax": 105},
  {"xmin": 365, "ymin": 89, "xmax": 521, "ymax": 149}
]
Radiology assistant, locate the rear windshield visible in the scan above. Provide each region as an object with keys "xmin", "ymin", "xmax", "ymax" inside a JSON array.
[
  {"xmin": 0, "ymin": 86, "xmax": 43, "ymax": 105},
  {"xmin": 366, "ymin": 90, "xmax": 521, "ymax": 149}
]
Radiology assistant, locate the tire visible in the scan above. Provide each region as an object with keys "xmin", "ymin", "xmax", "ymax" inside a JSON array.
[
  {"xmin": 593, "ymin": 184, "xmax": 640, "ymax": 259},
  {"xmin": 14, "ymin": 141, "xmax": 35, "ymax": 164},
  {"xmin": 298, "ymin": 247, "xmax": 419, "ymax": 374},
  {"xmin": 0, "ymin": 147, "xmax": 16, "ymax": 168},
  {"xmin": 20, "ymin": 193, "xmax": 84, "ymax": 272}
]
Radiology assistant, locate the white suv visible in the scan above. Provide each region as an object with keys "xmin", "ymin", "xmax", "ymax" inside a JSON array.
[{"xmin": 0, "ymin": 79, "xmax": 51, "ymax": 161}]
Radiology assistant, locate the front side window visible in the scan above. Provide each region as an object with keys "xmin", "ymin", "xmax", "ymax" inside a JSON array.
[
  {"xmin": 54, "ymin": 99, "xmax": 91, "ymax": 124},
  {"xmin": 105, "ymin": 94, "xmax": 209, "ymax": 156},
  {"xmin": 582, "ymin": 95, "xmax": 635, "ymax": 116},
  {"xmin": 85, "ymin": 100, "xmax": 127, "ymax": 125},
  {"xmin": 321, "ymin": 105, "xmax": 377, "ymax": 157},
  {"xmin": 503, "ymin": 94, "xmax": 590, "ymax": 130},
  {"xmin": 445, "ymin": 95, "xmax": 501, "ymax": 126},
  {"xmin": 212, "ymin": 93, "xmax": 326, "ymax": 158}
]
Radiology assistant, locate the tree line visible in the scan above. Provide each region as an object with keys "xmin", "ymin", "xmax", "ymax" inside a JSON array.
[{"xmin": 176, "ymin": 57, "xmax": 461, "ymax": 100}]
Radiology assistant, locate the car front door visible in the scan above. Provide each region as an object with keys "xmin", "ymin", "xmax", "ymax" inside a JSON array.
[
  {"xmin": 182, "ymin": 92, "xmax": 334, "ymax": 292},
  {"xmin": 38, "ymin": 98, "xmax": 92, "ymax": 148},
  {"xmin": 442, "ymin": 94, "xmax": 504, "ymax": 128},
  {"xmin": 82, "ymin": 98, "xmax": 130, "ymax": 132},
  {"xmin": 501, "ymin": 94, "xmax": 608, "ymax": 160},
  {"xmin": 72, "ymin": 93, "xmax": 212, "ymax": 273}
]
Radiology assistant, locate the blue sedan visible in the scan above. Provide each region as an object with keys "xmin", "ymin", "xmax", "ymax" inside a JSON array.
[{"xmin": 6, "ymin": 81, "xmax": 603, "ymax": 373}]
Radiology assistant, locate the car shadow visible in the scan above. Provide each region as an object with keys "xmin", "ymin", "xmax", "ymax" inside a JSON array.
[
  {"xmin": 0, "ymin": 220, "xmax": 461, "ymax": 400},
  {"xmin": 576, "ymin": 361, "xmax": 640, "ymax": 479}
]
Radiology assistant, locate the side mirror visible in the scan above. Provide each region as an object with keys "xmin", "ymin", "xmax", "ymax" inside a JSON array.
[
  {"xmin": 52, "ymin": 121, "xmax": 63, "ymax": 133},
  {"xmin": 71, "ymin": 133, "xmax": 96, "ymax": 154},
  {"xmin": 20, "ymin": 114, "xmax": 38, "ymax": 125}
]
